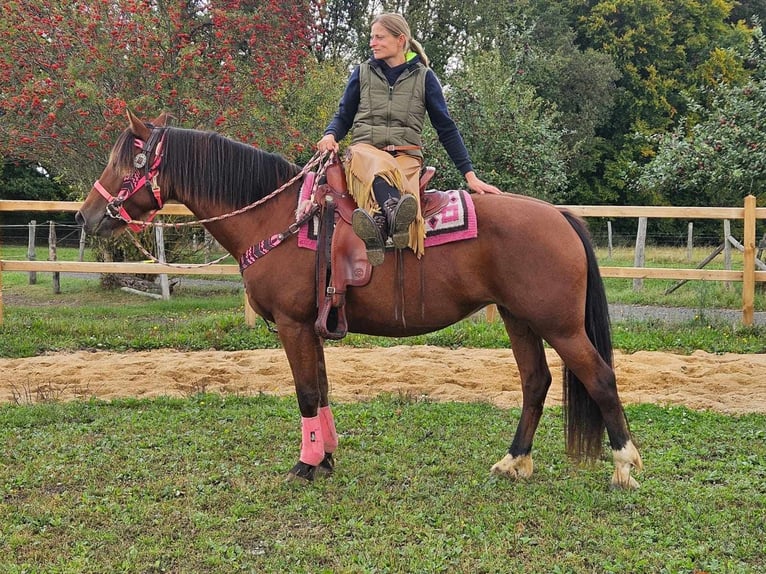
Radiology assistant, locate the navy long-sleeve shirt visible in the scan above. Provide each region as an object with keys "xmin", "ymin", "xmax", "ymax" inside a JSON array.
[{"xmin": 324, "ymin": 56, "xmax": 474, "ymax": 176}]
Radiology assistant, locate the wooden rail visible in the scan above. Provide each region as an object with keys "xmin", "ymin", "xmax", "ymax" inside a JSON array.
[
  {"xmin": 1, "ymin": 197, "xmax": 764, "ymax": 325},
  {"xmin": 0, "ymin": 260, "xmax": 239, "ymax": 275}
]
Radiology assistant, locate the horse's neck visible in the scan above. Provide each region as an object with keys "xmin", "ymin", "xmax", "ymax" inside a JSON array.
[{"xmin": 180, "ymin": 187, "xmax": 298, "ymax": 260}]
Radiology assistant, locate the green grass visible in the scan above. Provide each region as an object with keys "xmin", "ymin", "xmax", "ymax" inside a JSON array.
[
  {"xmin": 0, "ymin": 277, "xmax": 764, "ymax": 356},
  {"xmin": 0, "ymin": 394, "xmax": 763, "ymax": 573},
  {"xmin": 598, "ymin": 245, "xmax": 766, "ymax": 310}
]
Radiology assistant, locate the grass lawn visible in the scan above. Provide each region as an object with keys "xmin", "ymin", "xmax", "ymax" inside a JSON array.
[{"xmin": 1, "ymin": 395, "xmax": 764, "ymax": 573}]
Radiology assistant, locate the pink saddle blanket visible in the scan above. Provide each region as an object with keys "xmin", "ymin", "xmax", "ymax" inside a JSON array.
[{"xmin": 297, "ymin": 183, "xmax": 477, "ymax": 250}]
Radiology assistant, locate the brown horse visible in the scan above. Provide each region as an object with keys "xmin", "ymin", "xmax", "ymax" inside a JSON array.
[{"xmin": 76, "ymin": 111, "xmax": 642, "ymax": 489}]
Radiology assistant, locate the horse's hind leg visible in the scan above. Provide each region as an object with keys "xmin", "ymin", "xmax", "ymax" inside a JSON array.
[
  {"xmin": 491, "ymin": 314, "xmax": 552, "ymax": 480},
  {"xmin": 550, "ymin": 333, "xmax": 643, "ymax": 489}
]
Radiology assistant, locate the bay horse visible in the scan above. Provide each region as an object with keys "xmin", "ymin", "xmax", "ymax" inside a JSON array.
[{"xmin": 76, "ymin": 111, "xmax": 643, "ymax": 489}]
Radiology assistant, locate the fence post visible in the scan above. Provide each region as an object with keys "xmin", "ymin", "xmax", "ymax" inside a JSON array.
[
  {"xmin": 244, "ymin": 293, "xmax": 257, "ymax": 327},
  {"xmin": 686, "ymin": 222, "xmax": 693, "ymax": 262},
  {"xmin": 723, "ymin": 219, "xmax": 732, "ymax": 290},
  {"xmin": 204, "ymin": 230, "xmax": 212, "ymax": 263},
  {"xmin": 78, "ymin": 226, "xmax": 87, "ymax": 261},
  {"xmin": 632, "ymin": 217, "xmax": 647, "ymax": 291},
  {"xmin": 607, "ymin": 221, "xmax": 613, "ymax": 259},
  {"xmin": 49, "ymin": 221, "xmax": 60, "ymax": 294},
  {"xmin": 742, "ymin": 195, "xmax": 756, "ymax": 326},
  {"xmin": 154, "ymin": 223, "xmax": 171, "ymax": 300},
  {"xmin": 28, "ymin": 220, "xmax": 37, "ymax": 285}
]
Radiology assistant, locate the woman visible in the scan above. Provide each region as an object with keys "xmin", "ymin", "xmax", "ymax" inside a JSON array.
[{"xmin": 317, "ymin": 12, "xmax": 500, "ymax": 266}]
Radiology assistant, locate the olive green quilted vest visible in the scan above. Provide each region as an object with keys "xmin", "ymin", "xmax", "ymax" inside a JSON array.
[{"xmin": 351, "ymin": 62, "xmax": 427, "ymax": 159}]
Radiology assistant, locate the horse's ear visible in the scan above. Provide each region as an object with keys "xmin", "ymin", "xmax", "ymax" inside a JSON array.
[
  {"xmin": 126, "ymin": 109, "xmax": 151, "ymax": 141},
  {"xmin": 151, "ymin": 112, "xmax": 174, "ymax": 127}
]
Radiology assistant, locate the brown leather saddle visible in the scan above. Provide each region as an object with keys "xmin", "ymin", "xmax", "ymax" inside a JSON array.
[{"xmin": 313, "ymin": 157, "xmax": 449, "ymax": 340}]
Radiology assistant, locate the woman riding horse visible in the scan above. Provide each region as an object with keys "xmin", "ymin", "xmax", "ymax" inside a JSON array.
[
  {"xmin": 76, "ymin": 109, "xmax": 642, "ymax": 490},
  {"xmin": 317, "ymin": 13, "xmax": 500, "ymax": 266}
]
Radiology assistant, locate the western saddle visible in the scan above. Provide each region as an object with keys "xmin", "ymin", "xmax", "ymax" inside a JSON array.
[{"xmin": 313, "ymin": 156, "xmax": 449, "ymax": 339}]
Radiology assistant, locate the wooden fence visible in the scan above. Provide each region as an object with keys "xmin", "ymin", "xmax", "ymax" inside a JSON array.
[{"xmin": 1, "ymin": 196, "xmax": 765, "ymax": 325}]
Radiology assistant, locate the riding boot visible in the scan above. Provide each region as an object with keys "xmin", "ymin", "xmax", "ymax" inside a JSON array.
[
  {"xmin": 351, "ymin": 208, "xmax": 388, "ymax": 266},
  {"xmin": 383, "ymin": 194, "xmax": 417, "ymax": 250}
]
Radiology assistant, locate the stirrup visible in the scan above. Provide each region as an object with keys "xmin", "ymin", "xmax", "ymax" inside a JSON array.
[
  {"xmin": 386, "ymin": 194, "xmax": 417, "ymax": 250},
  {"xmin": 351, "ymin": 209, "xmax": 385, "ymax": 266}
]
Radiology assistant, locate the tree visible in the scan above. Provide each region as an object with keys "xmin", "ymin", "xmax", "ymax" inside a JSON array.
[
  {"xmin": 636, "ymin": 26, "xmax": 766, "ymax": 207},
  {"xmin": 572, "ymin": 0, "xmax": 754, "ymax": 204},
  {"xmin": 0, "ymin": 0, "xmax": 315, "ymax": 192},
  {"xmin": 479, "ymin": 3, "xmax": 622, "ymax": 203},
  {"xmin": 423, "ymin": 49, "xmax": 568, "ymax": 201},
  {"xmin": 730, "ymin": 0, "xmax": 766, "ymax": 24}
]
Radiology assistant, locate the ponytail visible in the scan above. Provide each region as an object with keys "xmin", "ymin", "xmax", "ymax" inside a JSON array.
[{"xmin": 408, "ymin": 38, "xmax": 430, "ymax": 68}]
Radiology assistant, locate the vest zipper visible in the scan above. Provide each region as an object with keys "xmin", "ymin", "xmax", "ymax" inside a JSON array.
[{"xmin": 387, "ymin": 85, "xmax": 394, "ymax": 143}]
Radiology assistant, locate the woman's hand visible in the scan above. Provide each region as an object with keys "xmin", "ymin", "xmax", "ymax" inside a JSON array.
[
  {"xmin": 465, "ymin": 171, "xmax": 501, "ymax": 194},
  {"xmin": 317, "ymin": 134, "xmax": 339, "ymax": 154}
]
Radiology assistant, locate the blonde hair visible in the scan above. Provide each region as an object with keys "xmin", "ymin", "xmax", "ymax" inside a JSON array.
[{"xmin": 372, "ymin": 13, "xmax": 430, "ymax": 68}]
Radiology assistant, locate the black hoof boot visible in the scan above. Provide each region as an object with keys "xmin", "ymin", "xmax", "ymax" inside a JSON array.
[
  {"xmin": 351, "ymin": 208, "xmax": 386, "ymax": 266},
  {"xmin": 286, "ymin": 461, "xmax": 316, "ymax": 483},
  {"xmin": 384, "ymin": 194, "xmax": 417, "ymax": 249}
]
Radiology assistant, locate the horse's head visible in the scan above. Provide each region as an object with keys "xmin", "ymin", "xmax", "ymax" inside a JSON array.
[{"xmin": 76, "ymin": 110, "xmax": 171, "ymax": 236}]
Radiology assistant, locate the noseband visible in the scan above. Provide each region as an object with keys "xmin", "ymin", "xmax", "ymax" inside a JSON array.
[{"xmin": 93, "ymin": 128, "xmax": 167, "ymax": 231}]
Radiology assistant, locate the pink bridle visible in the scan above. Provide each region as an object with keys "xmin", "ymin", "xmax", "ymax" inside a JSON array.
[{"xmin": 93, "ymin": 130, "xmax": 167, "ymax": 232}]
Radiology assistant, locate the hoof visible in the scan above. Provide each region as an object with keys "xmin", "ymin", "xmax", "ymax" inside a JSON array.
[
  {"xmin": 610, "ymin": 475, "xmax": 640, "ymax": 490},
  {"xmin": 286, "ymin": 461, "xmax": 316, "ymax": 483},
  {"xmin": 315, "ymin": 453, "xmax": 335, "ymax": 478},
  {"xmin": 490, "ymin": 453, "xmax": 534, "ymax": 479},
  {"xmin": 610, "ymin": 440, "xmax": 642, "ymax": 490}
]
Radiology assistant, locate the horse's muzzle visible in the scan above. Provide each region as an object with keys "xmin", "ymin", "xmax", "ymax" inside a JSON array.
[{"xmin": 75, "ymin": 210, "xmax": 124, "ymax": 237}]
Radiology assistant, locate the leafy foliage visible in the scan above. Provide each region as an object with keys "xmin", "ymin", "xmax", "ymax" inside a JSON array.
[
  {"xmin": 0, "ymin": 0, "xmax": 315, "ymax": 190},
  {"xmin": 424, "ymin": 49, "xmax": 568, "ymax": 200},
  {"xmin": 0, "ymin": 161, "xmax": 67, "ymax": 202},
  {"xmin": 636, "ymin": 25, "xmax": 766, "ymax": 205},
  {"xmin": 573, "ymin": 0, "xmax": 754, "ymax": 204}
]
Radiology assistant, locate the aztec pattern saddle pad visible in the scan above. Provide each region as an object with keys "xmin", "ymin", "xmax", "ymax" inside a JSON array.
[{"xmin": 298, "ymin": 185, "xmax": 477, "ymax": 251}]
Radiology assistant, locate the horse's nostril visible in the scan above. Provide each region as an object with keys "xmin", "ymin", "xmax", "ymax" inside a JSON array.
[{"xmin": 74, "ymin": 212, "xmax": 85, "ymax": 226}]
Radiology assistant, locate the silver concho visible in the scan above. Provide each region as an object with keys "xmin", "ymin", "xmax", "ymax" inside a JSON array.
[{"xmin": 133, "ymin": 153, "xmax": 148, "ymax": 169}]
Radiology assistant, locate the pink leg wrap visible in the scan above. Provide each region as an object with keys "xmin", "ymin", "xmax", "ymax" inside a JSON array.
[
  {"xmin": 319, "ymin": 405, "xmax": 339, "ymax": 453},
  {"xmin": 300, "ymin": 416, "xmax": 325, "ymax": 466}
]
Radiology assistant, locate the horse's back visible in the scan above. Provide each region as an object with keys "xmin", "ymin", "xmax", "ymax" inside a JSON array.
[{"xmin": 469, "ymin": 193, "xmax": 588, "ymax": 275}]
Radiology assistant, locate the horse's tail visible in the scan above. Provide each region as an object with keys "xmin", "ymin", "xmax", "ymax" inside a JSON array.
[{"xmin": 560, "ymin": 210, "xmax": 612, "ymax": 462}]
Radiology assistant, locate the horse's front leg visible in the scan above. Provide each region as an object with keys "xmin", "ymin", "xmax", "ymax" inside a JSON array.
[
  {"xmin": 277, "ymin": 321, "xmax": 338, "ymax": 482},
  {"xmin": 314, "ymin": 336, "xmax": 338, "ymax": 478},
  {"xmin": 491, "ymin": 319, "xmax": 551, "ymax": 480}
]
